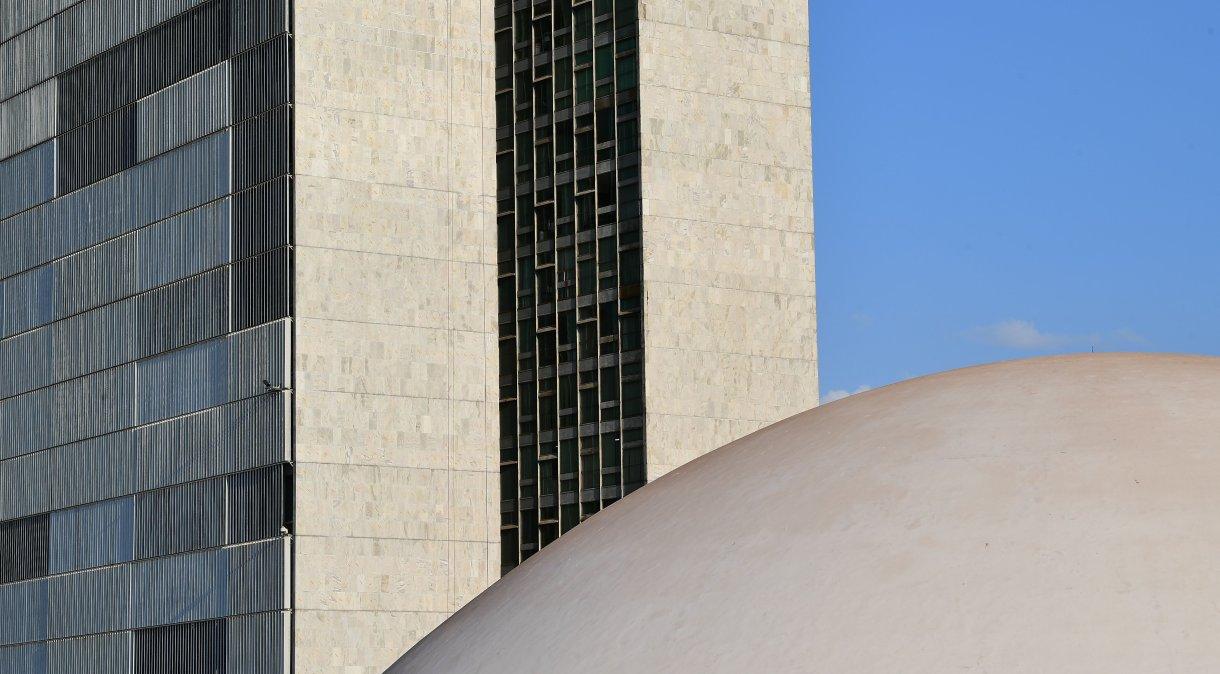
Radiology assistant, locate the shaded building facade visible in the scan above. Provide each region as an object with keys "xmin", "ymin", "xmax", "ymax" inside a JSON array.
[{"xmin": 0, "ymin": 0, "xmax": 813, "ymax": 671}]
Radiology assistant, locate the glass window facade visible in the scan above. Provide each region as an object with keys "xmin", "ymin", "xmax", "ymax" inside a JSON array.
[
  {"xmin": 0, "ymin": 1, "xmax": 293, "ymax": 671},
  {"xmin": 495, "ymin": 0, "xmax": 646, "ymax": 573}
]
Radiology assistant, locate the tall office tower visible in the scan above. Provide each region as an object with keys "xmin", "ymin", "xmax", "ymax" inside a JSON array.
[
  {"xmin": 0, "ymin": 0, "xmax": 497, "ymax": 673},
  {"xmin": 494, "ymin": 0, "xmax": 817, "ymax": 571}
]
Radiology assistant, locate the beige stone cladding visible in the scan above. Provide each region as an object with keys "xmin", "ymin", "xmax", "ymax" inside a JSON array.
[
  {"xmin": 638, "ymin": 0, "xmax": 819, "ymax": 478},
  {"xmin": 291, "ymin": 0, "xmax": 498, "ymax": 672}
]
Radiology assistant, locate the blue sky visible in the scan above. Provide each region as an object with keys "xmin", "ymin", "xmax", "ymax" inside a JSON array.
[{"xmin": 809, "ymin": 0, "xmax": 1220, "ymax": 400}]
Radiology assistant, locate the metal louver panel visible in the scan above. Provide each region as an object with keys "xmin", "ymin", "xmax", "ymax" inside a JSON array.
[
  {"xmin": 0, "ymin": 450, "xmax": 52, "ymax": 519},
  {"xmin": 133, "ymin": 618, "xmax": 226, "ymax": 674},
  {"xmin": 136, "ymin": 337, "xmax": 228, "ymax": 423},
  {"xmin": 229, "ymin": 0, "xmax": 288, "ymax": 54},
  {"xmin": 133, "ymin": 391, "xmax": 289, "ymax": 491},
  {"xmin": 230, "ymin": 33, "xmax": 287, "ymax": 123},
  {"xmin": 137, "ymin": 61, "xmax": 230, "ymax": 161},
  {"xmin": 134, "ymin": 476, "xmax": 225, "ymax": 559},
  {"xmin": 0, "ymin": 385, "xmax": 54, "ymax": 459},
  {"xmin": 1, "ymin": 264, "xmax": 53, "ymax": 337},
  {"xmin": 130, "ymin": 547, "xmax": 226, "ymax": 628},
  {"xmin": 135, "ymin": 198, "xmax": 231, "ymax": 290},
  {"xmin": 54, "ymin": 0, "xmax": 140, "ymax": 72},
  {"xmin": 0, "ymin": 203, "xmax": 50, "ymax": 280},
  {"xmin": 56, "ymin": 39, "xmax": 139, "ymax": 133},
  {"xmin": 46, "ymin": 563, "xmax": 131, "ymax": 638},
  {"xmin": 231, "ymin": 104, "xmax": 289, "ymax": 191},
  {"xmin": 49, "ymin": 496, "xmax": 134, "ymax": 574},
  {"xmin": 0, "ymin": 641, "xmax": 48, "ymax": 673},
  {"xmin": 56, "ymin": 105, "xmax": 138, "ymax": 195},
  {"xmin": 0, "ymin": 514, "xmax": 50, "ymax": 583},
  {"xmin": 226, "ymin": 611, "xmax": 287, "ymax": 673},
  {"xmin": 47, "ymin": 631, "xmax": 131, "ymax": 674},
  {"xmin": 0, "ymin": 140, "xmax": 55, "ymax": 221},
  {"xmin": 0, "ymin": 324, "xmax": 53, "ymax": 398},
  {"xmin": 225, "ymin": 319, "xmax": 289, "ymax": 400},
  {"xmin": 51, "ymin": 296, "xmax": 139, "ymax": 383},
  {"xmin": 0, "ymin": 578, "xmax": 48, "ymax": 645},
  {"xmin": 0, "ymin": 19, "xmax": 55, "ymax": 102},
  {"xmin": 136, "ymin": 0, "xmax": 208, "ymax": 32},
  {"xmin": 54, "ymin": 169, "xmax": 137, "ymax": 263},
  {"xmin": 136, "ymin": 267, "xmax": 230, "ymax": 358},
  {"xmin": 231, "ymin": 175, "xmax": 289, "ymax": 261},
  {"xmin": 0, "ymin": 0, "xmax": 57, "ymax": 43},
  {"xmin": 230, "ymin": 247, "xmax": 289, "ymax": 331},
  {"xmin": 52, "ymin": 230, "xmax": 138, "ymax": 319},
  {"xmin": 0, "ymin": 80, "xmax": 57, "ymax": 161},
  {"xmin": 227, "ymin": 465, "xmax": 284, "ymax": 545},
  {"xmin": 136, "ymin": 0, "xmax": 229, "ymax": 98},
  {"xmin": 50, "ymin": 363, "xmax": 137, "ymax": 449},
  {"xmin": 50, "ymin": 427, "xmax": 136, "ymax": 509},
  {"xmin": 225, "ymin": 537, "xmax": 288, "ymax": 616},
  {"xmin": 133, "ymin": 130, "xmax": 230, "ymax": 226}
]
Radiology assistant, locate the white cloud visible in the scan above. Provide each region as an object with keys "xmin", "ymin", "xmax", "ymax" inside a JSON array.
[
  {"xmin": 968, "ymin": 320, "xmax": 1073, "ymax": 350},
  {"xmin": 822, "ymin": 385, "xmax": 872, "ymax": 404}
]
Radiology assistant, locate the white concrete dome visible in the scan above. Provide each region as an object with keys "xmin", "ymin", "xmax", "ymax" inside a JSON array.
[{"xmin": 389, "ymin": 354, "xmax": 1220, "ymax": 673}]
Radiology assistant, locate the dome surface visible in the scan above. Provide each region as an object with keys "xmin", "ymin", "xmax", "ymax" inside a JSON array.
[{"xmin": 389, "ymin": 354, "xmax": 1220, "ymax": 673}]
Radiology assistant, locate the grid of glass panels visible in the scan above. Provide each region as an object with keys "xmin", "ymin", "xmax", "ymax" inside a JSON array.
[
  {"xmin": 495, "ymin": 0, "xmax": 646, "ymax": 573},
  {"xmin": 0, "ymin": 1, "xmax": 293, "ymax": 671}
]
